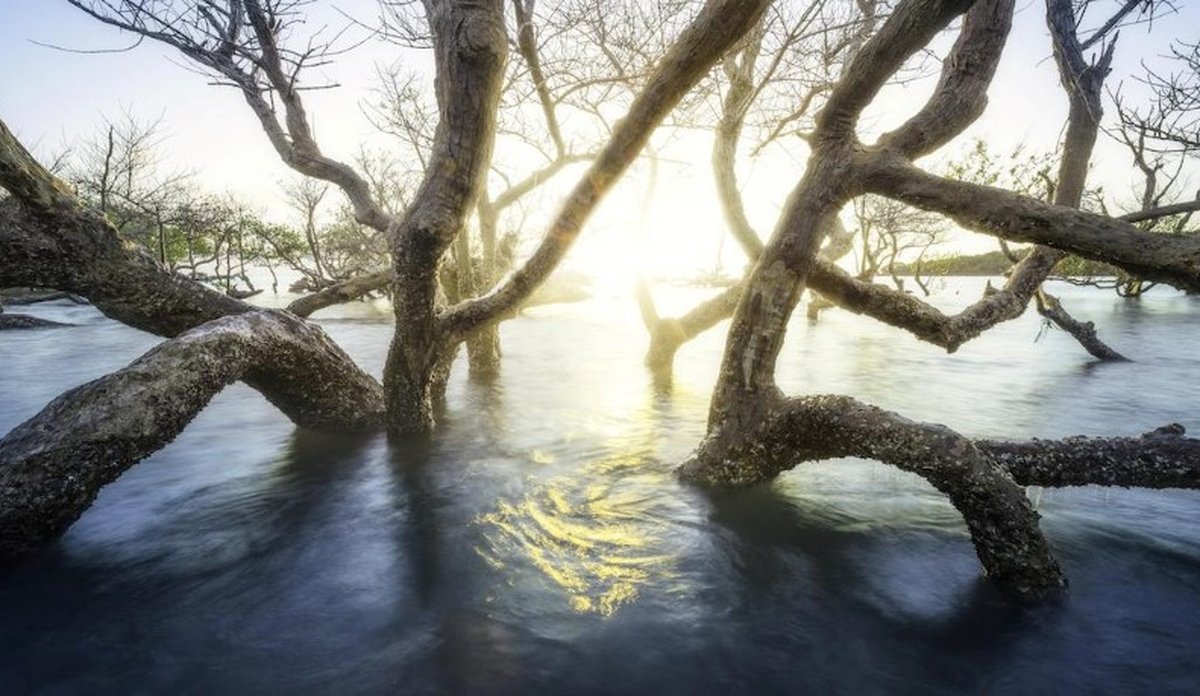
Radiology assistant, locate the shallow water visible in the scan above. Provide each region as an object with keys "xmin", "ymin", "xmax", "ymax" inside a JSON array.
[{"xmin": 2, "ymin": 279, "xmax": 1199, "ymax": 694}]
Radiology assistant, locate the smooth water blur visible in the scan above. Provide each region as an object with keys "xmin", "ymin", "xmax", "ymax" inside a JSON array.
[{"xmin": 2, "ymin": 279, "xmax": 1199, "ymax": 694}]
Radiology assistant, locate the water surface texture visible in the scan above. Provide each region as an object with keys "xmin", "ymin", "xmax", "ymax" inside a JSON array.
[{"xmin": 2, "ymin": 279, "xmax": 1199, "ymax": 694}]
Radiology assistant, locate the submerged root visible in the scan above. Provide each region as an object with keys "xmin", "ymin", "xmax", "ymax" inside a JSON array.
[
  {"xmin": 0, "ymin": 310, "xmax": 384, "ymax": 560},
  {"xmin": 680, "ymin": 394, "xmax": 1200, "ymax": 598}
]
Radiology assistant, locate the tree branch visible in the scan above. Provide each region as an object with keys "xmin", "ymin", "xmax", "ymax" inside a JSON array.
[
  {"xmin": 862, "ymin": 153, "xmax": 1200, "ymax": 292},
  {"xmin": 441, "ymin": 0, "xmax": 773, "ymax": 341},
  {"xmin": 878, "ymin": 0, "xmax": 1013, "ymax": 158},
  {"xmin": 815, "ymin": 0, "xmax": 973, "ymax": 141}
]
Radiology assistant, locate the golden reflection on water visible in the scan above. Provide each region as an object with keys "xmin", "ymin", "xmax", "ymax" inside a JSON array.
[{"xmin": 475, "ymin": 452, "xmax": 678, "ymax": 617}]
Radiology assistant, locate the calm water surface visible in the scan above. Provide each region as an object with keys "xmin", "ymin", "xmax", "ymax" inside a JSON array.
[{"xmin": 1, "ymin": 279, "xmax": 1199, "ymax": 694}]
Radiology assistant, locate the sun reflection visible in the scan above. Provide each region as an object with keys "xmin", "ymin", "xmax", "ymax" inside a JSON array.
[{"xmin": 475, "ymin": 453, "xmax": 677, "ymax": 617}]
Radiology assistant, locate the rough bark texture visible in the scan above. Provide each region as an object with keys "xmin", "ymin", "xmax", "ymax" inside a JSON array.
[
  {"xmin": 382, "ymin": 0, "xmax": 508, "ymax": 435},
  {"xmin": 0, "ymin": 120, "xmax": 385, "ymax": 429},
  {"xmin": 680, "ymin": 394, "xmax": 1065, "ymax": 596},
  {"xmin": 681, "ymin": 396, "xmax": 1200, "ymax": 595},
  {"xmin": 286, "ymin": 270, "xmax": 391, "ymax": 318},
  {"xmin": 862, "ymin": 154, "xmax": 1200, "ymax": 292},
  {"xmin": 981, "ymin": 424, "xmax": 1200, "ymax": 489},
  {"xmin": 683, "ymin": 0, "xmax": 1075, "ymax": 599},
  {"xmin": 0, "ymin": 199, "xmax": 249, "ymax": 336},
  {"xmin": 0, "ymin": 311, "xmax": 382, "ymax": 560}
]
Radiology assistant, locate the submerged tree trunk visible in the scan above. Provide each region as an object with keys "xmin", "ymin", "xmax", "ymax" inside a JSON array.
[
  {"xmin": 0, "ymin": 313, "xmax": 69, "ymax": 330},
  {"xmin": 463, "ymin": 203, "xmax": 503, "ymax": 378},
  {"xmin": 0, "ymin": 310, "xmax": 383, "ymax": 560},
  {"xmin": 381, "ymin": 0, "xmax": 507, "ymax": 436},
  {"xmin": 287, "ymin": 270, "xmax": 391, "ymax": 318},
  {"xmin": 679, "ymin": 0, "xmax": 1200, "ymax": 598},
  {"xmin": 682, "ymin": 0, "xmax": 1073, "ymax": 598},
  {"xmin": 680, "ymin": 395, "xmax": 1068, "ymax": 595},
  {"xmin": 1035, "ymin": 290, "xmax": 1129, "ymax": 361}
]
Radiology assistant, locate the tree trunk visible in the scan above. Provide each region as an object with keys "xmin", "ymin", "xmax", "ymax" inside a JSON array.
[
  {"xmin": 0, "ymin": 119, "xmax": 385, "ymax": 430},
  {"xmin": 680, "ymin": 394, "xmax": 1067, "ymax": 596},
  {"xmin": 0, "ymin": 310, "xmax": 383, "ymax": 560},
  {"xmin": 381, "ymin": 0, "xmax": 507, "ymax": 435},
  {"xmin": 466, "ymin": 203, "xmax": 503, "ymax": 378},
  {"xmin": 0, "ymin": 313, "xmax": 70, "ymax": 330},
  {"xmin": 681, "ymin": 0, "xmax": 1070, "ymax": 598}
]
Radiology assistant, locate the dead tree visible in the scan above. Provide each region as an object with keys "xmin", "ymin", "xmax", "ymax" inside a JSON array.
[
  {"xmin": 0, "ymin": 0, "xmax": 775, "ymax": 560},
  {"xmin": 679, "ymin": 0, "xmax": 1200, "ymax": 598},
  {"xmin": 0, "ymin": 310, "xmax": 376, "ymax": 558},
  {"xmin": 0, "ymin": 116, "xmax": 387, "ymax": 558},
  {"xmin": 70, "ymin": 0, "xmax": 770, "ymax": 434},
  {"xmin": 292, "ymin": 0, "xmax": 694, "ymax": 378},
  {"xmin": 645, "ymin": 0, "xmax": 1188, "ymax": 373},
  {"xmin": 638, "ymin": 0, "xmax": 871, "ymax": 375},
  {"xmin": 10, "ymin": 0, "xmax": 1198, "ymax": 598}
]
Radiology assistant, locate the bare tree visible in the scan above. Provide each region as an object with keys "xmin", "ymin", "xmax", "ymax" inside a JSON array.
[
  {"xmin": 0, "ymin": 0, "xmax": 774, "ymax": 558},
  {"xmin": 6, "ymin": 0, "xmax": 1200, "ymax": 600},
  {"xmin": 637, "ymin": 0, "xmax": 874, "ymax": 375},
  {"xmin": 678, "ymin": 0, "xmax": 1200, "ymax": 599}
]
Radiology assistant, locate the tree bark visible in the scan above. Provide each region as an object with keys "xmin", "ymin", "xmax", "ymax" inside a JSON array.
[
  {"xmin": 382, "ymin": 0, "xmax": 508, "ymax": 436},
  {"xmin": 1035, "ymin": 290, "xmax": 1129, "ymax": 361},
  {"xmin": 286, "ymin": 269, "xmax": 391, "ymax": 318},
  {"xmin": 0, "ymin": 120, "xmax": 385, "ymax": 429},
  {"xmin": 439, "ymin": 0, "xmax": 773, "ymax": 340},
  {"xmin": 680, "ymin": 394, "xmax": 1066, "ymax": 597},
  {"xmin": 681, "ymin": 395, "xmax": 1200, "ymax": 595},
  {"xmin": 685, "ymin": 0, "xmax": 1073, "ymax": 598},
  {"xmin": 0, "ymin": 310, "xmax": 382, "ymax": 560},
  {"xmin": 861, "ymin": 154, "xmax": 1200, "ymax": 293}
]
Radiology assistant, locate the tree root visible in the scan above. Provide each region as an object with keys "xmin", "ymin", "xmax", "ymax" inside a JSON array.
[
  {"xmin": 679, "ymin": 394, "xmax": 1200, "ymax": 597},
  {"xmin": 0, "ymin": 310, "xmax": 384, "ymax": 560}
]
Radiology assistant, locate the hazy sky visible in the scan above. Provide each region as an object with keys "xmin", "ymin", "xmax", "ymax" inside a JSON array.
[{"xmin": 1, "ymin": 0, "xmax": 1197, "ymax": 280}]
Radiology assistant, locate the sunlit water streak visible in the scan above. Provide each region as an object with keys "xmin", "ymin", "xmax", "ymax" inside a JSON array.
[{"xmin": 1, "ymin": 279, "xmax": 1199, "ymax": 694}]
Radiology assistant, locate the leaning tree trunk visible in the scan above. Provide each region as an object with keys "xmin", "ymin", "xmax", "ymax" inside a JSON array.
[
  {"xmin": 0, "ymin": 310, "xmax": 383, "ymax": 560},
  {"xmin": 0, "ymin": 120, "xmax": 385, "ymax": 429}
]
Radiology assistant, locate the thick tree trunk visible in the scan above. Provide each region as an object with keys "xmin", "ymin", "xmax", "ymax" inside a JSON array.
[
  {"xmin": 682, "ymin": 395, "xmax": 1200, "ymax": 595},
  {"xmin": 464, "ymin": 201, "xmax": 504, "ymax": 378},
  {"xmin": 680, "ymin": 394, "xmax": 1066, "ymax": 596},
  {"xmin": 466, "ymin": 325, "xmax": 502, "ymax": 378},
  {"xmin": 683, "ymin": 0, "xmax": 1073, "ymax": 598},
  {"xmin": 0, "ymin": 310, "xmax": 382, "ymax": 560},
  {"xmin": 0, "ymin": 199, "xmax": 248, "ymax": 336},
  {"xmin": 381, "ymin": 0, "xmax": 507, "ymax": 435},
  {"xmin": 0, "ymin": 120, "xmax": 385, "ymax": 431}
]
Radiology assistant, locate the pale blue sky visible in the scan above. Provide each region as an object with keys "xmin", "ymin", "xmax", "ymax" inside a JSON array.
[{"xmin": 1, "ymin": 0, "xmax": 1197, "ymax": 275}]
